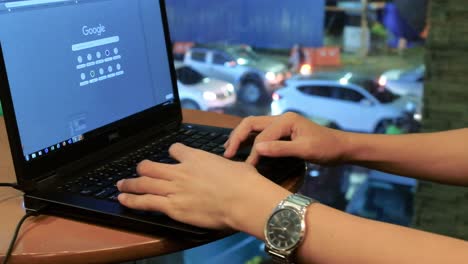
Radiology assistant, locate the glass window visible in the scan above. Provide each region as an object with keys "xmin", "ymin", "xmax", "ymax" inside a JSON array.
[
  {"xmin": 212, "ymin": 52, "xmax": 231, "ymax": 65},
  {"xmin": 359, "ymin": 79, "xmax": 399, "ymax": 104},
  {"xmin": 165, "ymin": 1, "xmax": 430, "ymax": 262},
  {"xmin": 229, "ymin": 46, "xmax": 260, "ymax": 61},
  {"xmin": 190, "ymin": 51, "xmax": 206, "ymax": 62},
  {"xmin": 176, "ymin": 66, "xmax": 204, "ymax": 85},
  {"xmin": 337, "ymin": 88, "xmax": 365, "ymax": 102},
  {"xmin": 298, "ymin": 85, "xmax": 333, "ymax": 98}
]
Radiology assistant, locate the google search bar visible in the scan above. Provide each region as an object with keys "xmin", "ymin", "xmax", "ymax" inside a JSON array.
[
  {"xmin": 72, "ymin": 36, "xmax": 120, "ymax": 51},
  {"xmin": 5, "ymin": 0, "xmax": 71, "ymax": 9}
]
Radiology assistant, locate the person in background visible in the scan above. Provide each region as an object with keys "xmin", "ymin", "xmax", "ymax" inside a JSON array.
[
  {"xmin": 117, "ymin": 112, "xmax": 468, "ymax": 263},
  {"xmin": 289, "ymin": 44, "xmax": 306, "ymax": 73}
]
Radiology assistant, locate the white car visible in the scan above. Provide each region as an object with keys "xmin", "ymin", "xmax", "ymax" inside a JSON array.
[
  {"xmin": 271, "ymin": 73, "xmax": 421, "ymax": 133},
  {"xmin": 379, "ymin": 65, "xmax": 425, "ymax": 98},
  {"xmin": 174, "ymin": 63, "xmax": 236, "ymax": 111}
]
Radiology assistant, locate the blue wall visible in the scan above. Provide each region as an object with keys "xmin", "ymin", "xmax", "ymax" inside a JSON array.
[{"xmin": 166, "ymin": 0, "xmax": 325, "ymax": 49}]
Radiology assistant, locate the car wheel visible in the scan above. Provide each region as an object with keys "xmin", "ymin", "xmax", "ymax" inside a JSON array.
[
  {"xmin": 328, "ymin": 122, "xmax": 341, "ymax": 130},
  {"xmin": 374, "ymin": 120, "xmax": 392, "ymax": 134},
  {"xmin": 181, "ymin": 100, "xmax": 201, "ymax": 110},
  {"xmin": 239, "ymin": 81, "xmax": 264, "ymax": 104}
]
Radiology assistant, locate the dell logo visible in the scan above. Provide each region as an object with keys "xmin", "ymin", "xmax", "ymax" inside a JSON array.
[{"xmin": 82, "ymin": 24, "xmax": 106, "ymax": 36}]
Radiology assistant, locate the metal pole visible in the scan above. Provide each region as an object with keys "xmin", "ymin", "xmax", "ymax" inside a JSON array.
[{"xmin": 360, "ymin": 0, "xmax": 369, "ymax": 57}]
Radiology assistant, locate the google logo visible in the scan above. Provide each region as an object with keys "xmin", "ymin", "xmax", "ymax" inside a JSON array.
[{"xmin": 82, "ymin": 24, "xmax": 106, "ymax": 36}]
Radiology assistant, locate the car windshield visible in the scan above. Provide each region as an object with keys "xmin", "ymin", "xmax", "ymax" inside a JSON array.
[
  {"xmin": 400, "ymin": 65, "xmax": 425, "ymax": 81},
  {"xmin": 357, "ymin": 79, "xmax": 400, "ymax": 103},
  {"xmin": 176, "ymin": 66, "xmax": 205, "ymax": 85},
  {"xmin": 230, "ymin": 47, "xmax": 260, "ymax": 61}
]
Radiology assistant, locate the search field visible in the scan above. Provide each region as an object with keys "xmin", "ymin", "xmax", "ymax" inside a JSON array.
[
  {"xmin": 72, "ymin": 36, "xmax": 120, "ymax": 51},
  {"xmin": 5, "ymin": 0, "xmax": 71, "ymax": 9}
]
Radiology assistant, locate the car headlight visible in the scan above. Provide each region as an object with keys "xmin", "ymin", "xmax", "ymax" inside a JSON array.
[
  {"xmin": 237, "ymin": 58, "xmax": 248, "ymax": 65},
  {"xmin": 203, "ymin": 91, "xmax": 217, "ymax": 101},
  {"xmin": 265, "ymin": 71, "xmax": 276, "ymax": 82},
  {"xmin": 378, "ymin": 76, "xmax": 387, "ymax": 86},
  {"xmin": 413, "ymin": 113, "xmax": 423, "ymax": 121},
  {"xmin": 226, "ymin": 83, "xmax": 235, "ymax": 93}
]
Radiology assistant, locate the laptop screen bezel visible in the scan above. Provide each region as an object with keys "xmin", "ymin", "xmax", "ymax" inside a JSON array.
[{"xmin": 0, "ymin": 0, "xmax": 182, "ymax": 186}]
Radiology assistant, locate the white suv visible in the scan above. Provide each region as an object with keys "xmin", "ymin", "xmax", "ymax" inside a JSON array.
[
  {"xmin": 184, "ymin": 44, "xmax": 289, "ymax": 103},
  {"xmin": 271, "ymin": 73, "xmax": 421, "ymax": 133}
]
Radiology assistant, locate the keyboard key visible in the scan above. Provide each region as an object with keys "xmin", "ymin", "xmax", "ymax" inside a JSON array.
[
  {"xmin": 201, "ymin": 146, "xmax": 213, "ymax": 152},
  {"xmin": 95, "ymin": 187, "xmax": 118, "ymax": 199},
  {"xmin": 189, "ymin": 142, "xmax": 202, "ymax": 148},
  {"xmin": 108, "ymin": 192, "xmax": 120, "ymax": 202},
  {"xmin": 212, "ymin": 148, "xmax": 225, "ymax": 155},
  {"xmin": 183, "ymin": 129, "xmax": 195, "ymax": 135},
  {"xmin": 80, "ymin": 186, "xmax": 101, "ymax": 196},
  {"xmin": 207, "ymin": 132, "xmax": 219, "ymax": 139},
  {"xmin": 213, "ymin": 135, "xmax": 229, "ymax": 144}
]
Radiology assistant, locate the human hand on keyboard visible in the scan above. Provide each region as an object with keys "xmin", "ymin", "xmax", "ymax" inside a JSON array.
[
  {"xmin": 116, "ymin": 143, "xmax": 290, "ymax": 232},
  {"xmin": 223, "ymin": 112, "xmax": 348, "ymax": 166}
]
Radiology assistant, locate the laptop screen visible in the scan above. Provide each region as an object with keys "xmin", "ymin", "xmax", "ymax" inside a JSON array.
[{"xmin": 0, "ymin": 0, "xmax": 175, "ymax": 162}]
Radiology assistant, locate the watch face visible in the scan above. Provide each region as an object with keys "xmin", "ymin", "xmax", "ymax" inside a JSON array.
[{"xmin": 266, "ymin": 208, "xmax": 303, "ymax": 250}]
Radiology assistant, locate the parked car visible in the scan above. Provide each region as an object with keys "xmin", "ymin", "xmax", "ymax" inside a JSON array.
[
  {"xmin": 379, "ymin": 64, "xmax": 425, "ymax": 98},
  {"xmin": 184, "ymin": 44, "xmax": 290, "ymax": 103},
  {"xmin": 174, "ymin": 62, "xmax": 236, "ymax": 111},
  {"xmin": 271, "ymin": 73, "xmax": 421, "ymax": 133}
]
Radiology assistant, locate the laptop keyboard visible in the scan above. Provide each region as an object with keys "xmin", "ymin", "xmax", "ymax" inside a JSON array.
[{"xmin": 57, "ymin": 126, "xmax": 230, "ymax": 201}]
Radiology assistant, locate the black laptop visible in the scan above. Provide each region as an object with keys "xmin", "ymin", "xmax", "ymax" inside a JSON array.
[{"xmin": 0, "ymin": 0, "xmax": 304, "ymax": 237}]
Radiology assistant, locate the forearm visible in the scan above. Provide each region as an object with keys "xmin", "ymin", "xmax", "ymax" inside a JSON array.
[
  {"xmin": 297, "ymin": 204, "xmax": 468, "ymax": 264},
  {"xmin": 342, "ymin": 128, "xmax": 468, "ymax": 186},
  {"xmin": 230, "ymin": 190, "xmax": 468, "ymax": 264}
]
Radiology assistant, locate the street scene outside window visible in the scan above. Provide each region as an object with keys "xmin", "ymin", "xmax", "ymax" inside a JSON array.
[{"xmin": 165, "ymin": 0, "xmax": 428, "ymax": 262}]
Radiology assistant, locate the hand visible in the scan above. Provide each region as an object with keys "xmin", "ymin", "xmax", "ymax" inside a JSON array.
[
  {"xmin": 224, "ymin": 112, "xmax": 349, "ymax": 165},
  {"xmin": 117, "ymin": 143, "xmax": 290, "ymax": 235}
]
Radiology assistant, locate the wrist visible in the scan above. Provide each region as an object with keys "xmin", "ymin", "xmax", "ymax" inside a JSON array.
[
  {"xmin": 342, "ymin": 131, "xmax": 380, "ymax": 164},
  {"xmin": 334, "ymin": 130, "xmax": 354, "ymax": 164},
  {"xmin": 225, "ymin": 177, "xmax": 291, "ymax": 239}
]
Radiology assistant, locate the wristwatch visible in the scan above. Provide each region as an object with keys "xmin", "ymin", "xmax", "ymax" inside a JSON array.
[{"xmin": 264, "ymin": 193, "xmax": 316, "ymax": 263}]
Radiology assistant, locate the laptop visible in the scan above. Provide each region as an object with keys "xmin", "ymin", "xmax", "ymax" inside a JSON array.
[{"xmin": 0, "ymin": 0, "xmax": 304, "ymax": 237}]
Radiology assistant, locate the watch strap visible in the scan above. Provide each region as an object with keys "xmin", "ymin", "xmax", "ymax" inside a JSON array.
[
  {"xmin": 265, "ymin": 193, "xmax": 317, "ymax": 264},
  {"xmin": 283, "ymin": 193, "xmax": 314, "ymax": 208}
]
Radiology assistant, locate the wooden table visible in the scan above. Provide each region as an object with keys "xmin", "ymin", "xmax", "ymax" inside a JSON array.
[{"xmin": 0, "ymin": 110, "xmax": 304, "ymax": 264}]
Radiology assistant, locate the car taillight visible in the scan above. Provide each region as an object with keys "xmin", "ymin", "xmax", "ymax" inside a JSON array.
[{"xmin": 272, "ymin": 92, "xmax": 282, "ymax": 101}]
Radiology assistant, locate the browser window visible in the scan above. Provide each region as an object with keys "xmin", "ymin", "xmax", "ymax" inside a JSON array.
[{"xmin": 0, "ymin": 0, "xmax": 174, "ymax": 158}]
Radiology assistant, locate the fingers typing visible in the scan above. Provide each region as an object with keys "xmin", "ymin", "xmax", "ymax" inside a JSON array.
[
  {"xmin": 118, "ymin": 193, "xmax": 170, "ymax": 212},
  {"xmin": 117, "ymin": 176, "xmax": 175, "ymax": 196},
  {"xmin": 224, "ymin": 116, "xmax": 274, "ymax": 158}
]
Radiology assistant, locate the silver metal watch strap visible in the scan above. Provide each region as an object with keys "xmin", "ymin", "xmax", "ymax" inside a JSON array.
[
  {"xmin": 284, "ymin": 193, "xmax": 314, "ymax": 207},
  {"xmin": 268, "ymin": 251, "xmax": 293, "ymax": 264},
  {"xmin": 279, "ymin": 193, "xmax": 315, "ymax": 217},
  {"xmin": 266, "ymin": 193, "xmax": 317, "ymax": 264}
]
